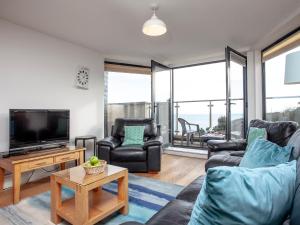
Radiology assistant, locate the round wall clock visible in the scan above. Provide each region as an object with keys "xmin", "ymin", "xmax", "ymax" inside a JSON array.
[{"xmin": 76, "ymin": 67, "xmax": 89, "ymax": 89}]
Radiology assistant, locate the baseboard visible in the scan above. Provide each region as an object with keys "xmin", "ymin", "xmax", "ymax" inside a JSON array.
[{"xmin": 163, "ymin": 147, "xmax": 208, "ymax": 159}]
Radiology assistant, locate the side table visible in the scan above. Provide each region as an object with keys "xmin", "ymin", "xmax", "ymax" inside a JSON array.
[{"xmin": 75, "ymin": 136, "xmax": 97, "ymax": 160}]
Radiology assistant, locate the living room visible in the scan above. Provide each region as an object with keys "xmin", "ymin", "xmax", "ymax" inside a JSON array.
[{"xmin": 0, "ymin": 0, "xmax": 300, "ymax": 225}]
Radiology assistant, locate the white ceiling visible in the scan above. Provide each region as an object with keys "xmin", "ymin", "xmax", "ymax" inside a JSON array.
[{"xmin": 0, "ymin": 0, "xmax": 299, "ymax": 66}]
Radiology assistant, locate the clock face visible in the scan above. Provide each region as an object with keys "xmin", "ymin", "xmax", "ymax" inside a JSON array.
[{"xmin": 76, "ymin": 67, "xmax": 89, "ymax": 89}]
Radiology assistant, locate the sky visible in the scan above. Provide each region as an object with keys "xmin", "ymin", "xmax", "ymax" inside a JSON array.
[{"xmin": 107, "ymin": 72, "xmax": 151, "ymax": 103}]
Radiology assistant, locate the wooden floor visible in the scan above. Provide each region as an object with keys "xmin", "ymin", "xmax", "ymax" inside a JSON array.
[
  {"xmin": 135, "ymin": 154, "xmax": 206, "ymax": 186},
  {"xmin": 0, "ymin": 154, "xmax": 206, "ymax": 207}
]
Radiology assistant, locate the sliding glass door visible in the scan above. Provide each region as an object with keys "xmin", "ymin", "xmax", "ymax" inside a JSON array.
[
  {"xmin": 151, "ymin": 60, "xmax": 172, "ymax": 147},
  {"xmin": 225, "ymin": 47, "xmax": 248, "ymax": 140}
]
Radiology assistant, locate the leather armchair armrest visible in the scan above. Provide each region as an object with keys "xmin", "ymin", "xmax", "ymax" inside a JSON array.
[
  {"xmin": 147, "ymin": 145, "xmax": 162, "ymax": 172},
  {"xmin": 205, "ymin": 155, "xmax": 242, "ymax": 171},
  {"xmin": 144, "ymin": 136, "xmax": 163, "ymax": 148},
  {"xmin": 97, "ymin": 136, "xmax": 121, "ymax": 149},
  {"xmin": 207, "ymin": 139, "xmax": 247, "ymax": 151},
  {"xmin": 157, "ymin": 124, "xmax": 161, "ymax": 136}
]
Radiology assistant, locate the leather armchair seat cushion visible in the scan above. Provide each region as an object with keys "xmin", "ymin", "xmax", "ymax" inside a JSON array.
[
  {"xmin": 176, "ymin": 176, "xmax": 205, "ymax": 203},
  {"xmin": 147, "ymin": 199, "xmax": 194, "ymax": 225},
  {"xmin": 111, "ymin": 145, "xmax": 146, "ymax": 162}
]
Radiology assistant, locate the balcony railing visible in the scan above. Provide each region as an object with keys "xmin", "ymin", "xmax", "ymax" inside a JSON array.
[
  {"xmin": 106, "ymin": 98, "xmax": 243, "ymax": 148},
  {"xmin": 105, "ymin": 102, "xmax": 151, "ymax": 135},
  {"xmin": 265, "ymin": 95, "xmax": 300, "ymax": 122},
  {"xmin": 105, "ymin": 95, "xmax": 300, "ymax": 148}
]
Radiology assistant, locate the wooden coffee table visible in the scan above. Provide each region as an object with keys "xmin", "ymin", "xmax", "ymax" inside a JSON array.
[{"xmin": 51, "ymin": 164, "xmax": 128, "ymax": 225}]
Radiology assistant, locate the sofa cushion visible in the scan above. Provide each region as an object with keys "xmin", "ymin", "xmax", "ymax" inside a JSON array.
[
  {"xmin": 240, "ymin": 139, "xmax": 292, "ymax": 168},
  {"xmin": 205, "ymin": 154, "xmax": 242, "ymax": 171},
  {"xmin": 249, "ymin": 119, "xmax": 298, "ymax": 147},
  {"xmin": 288, "ymin": 129, "xmax": 300, "ymax": 160},
  {"xmin": 210, "ymin": 150, "xmax": 244, "ymax": 157},
  {"xmin": 111, "ymin": 145, "xmax": 146, "ymax": 162},
  {"xmin": 176, "ymin": 176, "xmax": 205, "ymax": 203},
  {"xmin": 289, "ymin": 160, "xmax": 300, "ymax": 225},
  {"xmin": 189, "ymin": 161, "xmax": 296, "ymax": 225},
  {"xmin": 147, "ymin": 199, "xmax": 194, "ymax": 225}
]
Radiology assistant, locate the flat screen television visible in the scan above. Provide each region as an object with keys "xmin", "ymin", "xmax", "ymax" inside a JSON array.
[{"xmin": 9, "ymin": 109, "xmax": 70, "ymax": 151}]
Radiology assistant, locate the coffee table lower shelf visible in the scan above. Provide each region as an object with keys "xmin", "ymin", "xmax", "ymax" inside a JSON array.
[{"xmin": 56, "ymin": 190, "xmax": 125, "ymax": 225}]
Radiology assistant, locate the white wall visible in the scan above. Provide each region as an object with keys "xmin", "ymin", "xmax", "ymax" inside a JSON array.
[
  {"xmin": 247, "ymin": 50, "xmax": 263, "ymax": 122},
  {"xmin": 247, "ymin": 51, "xmax": 256, "ymax": 122},
  {"xmin": 0, "ymin": 19, "xmax": 104, "ymax": 152}
]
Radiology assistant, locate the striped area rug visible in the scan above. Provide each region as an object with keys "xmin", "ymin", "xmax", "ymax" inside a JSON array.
[{"xmin": 0, "ymin": 174, "xmax": 183, "ymax": 225}]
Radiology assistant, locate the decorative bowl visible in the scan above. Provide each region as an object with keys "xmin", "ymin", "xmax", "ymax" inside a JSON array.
[{"xmin": 82, "ymin": 160, "xmax": 107, "ymax": 175}]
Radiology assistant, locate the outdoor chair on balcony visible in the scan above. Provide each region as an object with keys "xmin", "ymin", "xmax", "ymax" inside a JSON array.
[{"xmin": 178, "ymin": 118, "xmax": 201, "ymax": 146}]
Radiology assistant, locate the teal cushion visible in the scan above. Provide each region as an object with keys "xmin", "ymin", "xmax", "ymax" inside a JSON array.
[
  {"xmin": 247, "ymin": 127, "xmax": 267, "ymax": 147},
  {"xmin": 188, "ymin": 161, "xmax": 297, "ymax": 225},
  {"xmin": 240, "ymin": 139, "xmax": 293, "ymax": 168},
  {"xmin": 122, "ymin": 126, "xmax": 145, "ymax": 146}
]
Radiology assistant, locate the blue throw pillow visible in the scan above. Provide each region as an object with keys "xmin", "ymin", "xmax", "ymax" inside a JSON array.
[
  {"xmin": 247, "ymin": 127, "xmax": 267, "ymax": 147},
  {"xmin": 188, "ymin": 161, "xmax": 297, "ymax": 225},
  {"xmin": 240, "ymin": 139, "xmax": 293, "ymax": 168},
  {"xmin": 122, "ymin": 126, "xmax": 145, "ymax": 146}
]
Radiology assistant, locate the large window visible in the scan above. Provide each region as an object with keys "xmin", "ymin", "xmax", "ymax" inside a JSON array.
[
  {"xmin": 263, "ymin": 29, "xmax": 300, "ymax": 123},
  {"xmin": 104, "ymin": 63, "xmax": 151, "ymax": 135},
  {"xmin": 107, "ymin": 72, "xmax": 151, "ymax": 103}
]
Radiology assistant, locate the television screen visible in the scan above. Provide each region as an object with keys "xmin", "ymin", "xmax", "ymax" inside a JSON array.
[{"xmin": 9, "ymin": 109, "xmax": 70, "ymax": 150}]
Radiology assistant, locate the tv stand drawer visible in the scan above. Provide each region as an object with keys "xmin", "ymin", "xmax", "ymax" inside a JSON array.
[
  {"xmin": 55, "ymin": 153, "xmax": 79, "ymax": 163},
  {"xmin": 22, "ymin": 157, "xmax": 54, "ymax": 171}
]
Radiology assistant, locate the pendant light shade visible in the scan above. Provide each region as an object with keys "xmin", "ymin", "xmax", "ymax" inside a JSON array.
[
  {"xmin": 285, "ymin": 51, "xmax": 300, "ymax": 84},
  {"xmin": 143, "ymin": 5, "xmax": 167, "ymax": 36}
]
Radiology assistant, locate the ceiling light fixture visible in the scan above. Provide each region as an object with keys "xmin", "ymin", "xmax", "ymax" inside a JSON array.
[{"xmin": 142, "ymin": 4, "xmax": 167, "ymax": 37}]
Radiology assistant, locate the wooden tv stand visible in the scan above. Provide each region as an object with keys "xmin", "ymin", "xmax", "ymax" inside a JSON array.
[{"xmin": 0, "ymin": 147, "xmax": 85, "ymax": 204}]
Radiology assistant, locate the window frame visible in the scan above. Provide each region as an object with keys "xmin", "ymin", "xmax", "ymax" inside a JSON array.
[
  {"xmin": 261, "ymin": 27, "xmax": 300, "ymax": 120},
  {"xmin": 104, "ymin": 61, "xmax": 151, "ymax": 136},
  {"xmin": 172, "ymin": 56, "xmax": 247, "ymax": 143}
]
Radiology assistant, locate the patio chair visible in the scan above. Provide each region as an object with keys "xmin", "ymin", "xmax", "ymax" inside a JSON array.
[{"xmin": 178, "ymin": 118, "xmax": 200, "ymax": 146}]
